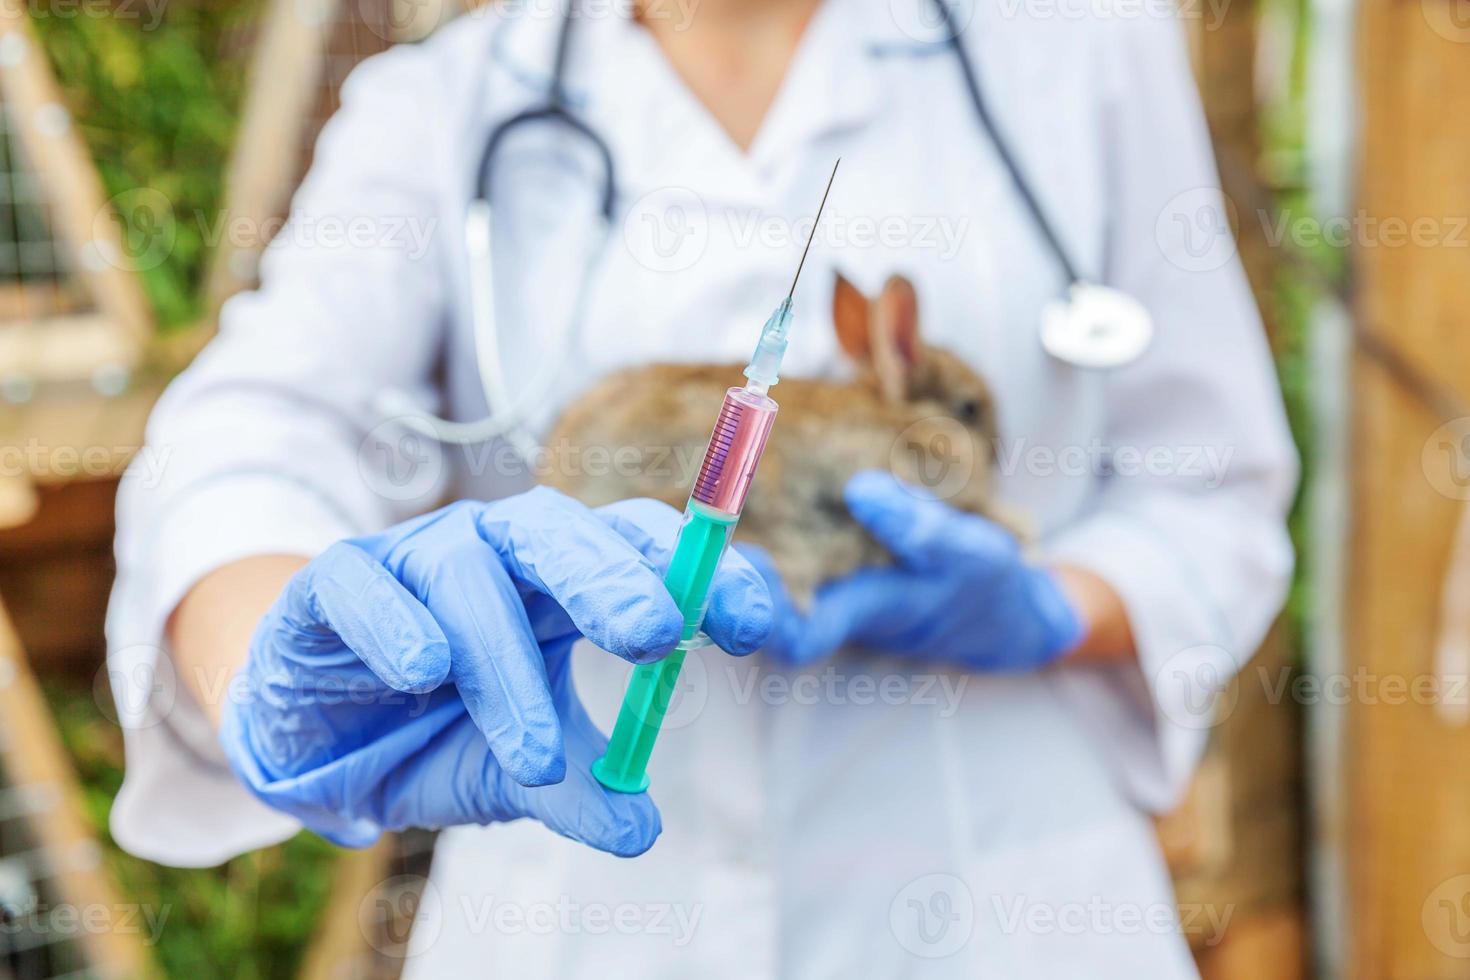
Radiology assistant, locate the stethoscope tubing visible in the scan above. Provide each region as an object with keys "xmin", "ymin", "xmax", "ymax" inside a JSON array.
[
  {"xmin": 383, "ymin": 0, "xmax": 1085, "ymax": 448},
  {"xmin": 929, "ymin": 0, "xmax": 1080, "ymax": 285}
]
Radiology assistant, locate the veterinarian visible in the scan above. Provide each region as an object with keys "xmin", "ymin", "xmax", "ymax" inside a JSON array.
[{"xmin": 106, "ymin": 0, "xmax": 1296, "ymax": 975}]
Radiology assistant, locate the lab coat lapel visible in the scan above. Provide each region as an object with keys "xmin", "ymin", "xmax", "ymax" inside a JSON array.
[
  {"xmin": 743, "ymin": 0, "xmax": 883, "ymax": 170},
  {"xmin": 576, "ymin": 0, "xmax": 886, "ymax": 209},
  {"xmin": 577, "ymin": 13, "xmax": 766, "ymax": 210}
]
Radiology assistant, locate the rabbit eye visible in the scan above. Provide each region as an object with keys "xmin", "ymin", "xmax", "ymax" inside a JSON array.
[{"xmin": 957, "ymin": 399, "xmax": 982, "ymax": 424}]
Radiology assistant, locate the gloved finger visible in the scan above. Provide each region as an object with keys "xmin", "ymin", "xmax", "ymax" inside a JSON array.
[
  {"xmin": 844, "ymin": 470, "xmax": 1019, "ymax": 572},
  {"xmin": 387, "ymin": 520, "xmax": 566, "ymax": 788},
  {"xmin": 495, "ymin": 655, "xmax": 662, "ymax": 857},
  {"xmin": 286, "ymin": 542, "xmax": 452, "ymax": 693},
  {"xmin": 474, "ymin": 488, "xmax": 684, "ymax": 664},
  {"xmin": 798, "ymin": 567, "xmax": 934, "ymax": 662},
  {"xmin": 734, "ymin": 544, "xmax": 804, "ymax": 663},
  {"xmin": 601, "ymin": 498, "xmax": 773, "ymax": 656}
]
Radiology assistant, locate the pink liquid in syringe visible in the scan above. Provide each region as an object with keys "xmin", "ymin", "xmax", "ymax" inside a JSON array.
[{"xmin": 690, "ymin": 387, "xmax": 778, "ymax": 516}]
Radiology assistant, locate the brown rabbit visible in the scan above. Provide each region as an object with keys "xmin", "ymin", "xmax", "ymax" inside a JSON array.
[{"xmin": 543, "ymin": 272, "xmax": 1007, "ymax": 603}]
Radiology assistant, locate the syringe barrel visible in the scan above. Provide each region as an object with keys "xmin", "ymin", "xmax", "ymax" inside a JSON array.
[
  {"xmin": 691, "ymin": 387, "xmax": 778, "ymax": 516},
  {"xmin": 590, "ymin": 503, "xmax": 732, "ymax": 794},
  {"xmin": 591, "ymin": 387, "xmax": 778, "ymax": 794}
]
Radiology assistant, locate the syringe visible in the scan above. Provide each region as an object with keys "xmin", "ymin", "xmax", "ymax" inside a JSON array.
[{"xmin": 591, "ymin": 161, "xmax": 840, "ymax": 794}]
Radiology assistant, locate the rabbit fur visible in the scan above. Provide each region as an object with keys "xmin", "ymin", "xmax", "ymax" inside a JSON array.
[{"xmin": 543, "ymin": 272, "xmax": 1008, "ymax": 604}]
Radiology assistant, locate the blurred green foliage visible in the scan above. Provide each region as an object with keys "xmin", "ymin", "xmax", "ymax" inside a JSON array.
[
  {"xmin": 28, "ymin": 0, "xmax": 263, "ymax": 328},
  {"xmin": 45, "ymin": 681, "xmax": 339, "ymax": 978},
  {"xmin": 1259, "ymin": 0, "xmax": 1337, "ymax": 660}
]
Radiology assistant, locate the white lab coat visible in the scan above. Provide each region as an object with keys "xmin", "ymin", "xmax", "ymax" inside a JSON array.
[{"xmin": 105, "ymin": 0, "xmax": 1296, "ymax": 976}]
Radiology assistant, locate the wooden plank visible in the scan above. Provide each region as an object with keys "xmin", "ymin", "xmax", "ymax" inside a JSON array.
[
  {"xmin": 0, "ymin": 382, "xmax": 157, "ymax": 485},
  {"xmin": 0, "ymin": 478, "xmax": 117, "ymax": 551},
  {"xmin": 0, "ymin": 282, "xmax": 82, "ymax": 320},
  {"xmin": 0, "ymin": 311, "xmax": 135, "ymax": 385},
  {"xmin": 0, "ymin": 477, "xmax": 118, "ymax": 675},
  {"xmin": 201, "ymin": 0, "xmax": 343, "ymax": 316},
  {"xmin": 297, "ymin": 838, "xmax": 395, "ymax": 980},
  {"xmin": 1349, "ymin": 2, "xmax": 1470, "ymax": 976},
  {"xmin": 0, "ymin": 366, "xmax": 158, "ymax": 670},
  {"xmin": 1191, "ymin": 0, "xmax": 1277, "ymax": 349},
  {"xmin": 0, "ymin": 596, "xmax": 159, "ymax": 978},
  {"xmin": 0, "ymin": 3, "xmax": 152, "ymax": 352},
  {"xmin": 1162, "ymin": 7, "xmax": 1305, "ymax": 972},
  {"xmin": 0, "ymin": 472, "xmax": 36, "ymax": 529},
  {"xmin": 0, "ymin": 372, "xmax": 158, "ymax": 669},
  {"xmin": 1170, "ymin": 632, "xmax": 1305, "ymax": 928}
]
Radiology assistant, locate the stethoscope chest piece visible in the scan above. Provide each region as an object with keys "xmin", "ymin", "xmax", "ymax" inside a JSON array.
[{"xmin": 1040, "ymin": 282, "xmax": 1153, "ymax": 370}]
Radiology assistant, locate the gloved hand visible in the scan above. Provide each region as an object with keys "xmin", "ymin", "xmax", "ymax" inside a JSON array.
[
  {"xmin": 747, "ymin": 471, "xmax": 1082, "ymax": 671},
  {"xmin": 220, "ymin": 489, "xmax": 772, "ymax": 857}
]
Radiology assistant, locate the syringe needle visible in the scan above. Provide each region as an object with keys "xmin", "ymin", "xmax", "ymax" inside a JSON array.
[
  {"xmin": 787, "ymin": 158, "xmax": 840, "ymax": 301},
  {"xmin": 746, "ymin": 160, "xmax": 841, "ymax": 394}
]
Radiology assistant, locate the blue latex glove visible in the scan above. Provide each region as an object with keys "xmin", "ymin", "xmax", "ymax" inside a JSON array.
[
  {"xmin": 220, "ymin": 489, "xmax": 772, "ymax": 857},
  {"xmin": 749, "ymin": 471, "xmax": 1083, "ymax": 671}
]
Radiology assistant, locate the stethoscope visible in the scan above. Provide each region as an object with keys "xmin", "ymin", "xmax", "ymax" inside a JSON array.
[{"xmin": 375, "ymin": 0, "xmax": 1154, "ymax": 448}]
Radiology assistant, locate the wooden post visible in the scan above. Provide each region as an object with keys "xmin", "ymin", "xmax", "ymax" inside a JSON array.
[
  {"xmin": 0, "ymin": 597, "xmax": 159, "ymax": 979},
  {"xmin": 297, "ymin": 839, "xmax": 395, "ymax": 980},
  {"xmin": 1167, "ymin": 6, "xmax": 1308, "ymax": 978},
  {"xmin": 1349, "ymin": 2, "xmax": 1470, "ymax": 976},
  {"xmin": 298, "ymin": 832, "xmax": 437, "ymax": 980},
  {"xmin": 201, "ymin": 0, "xmax": 342, "ymax": 316},
  {"xmin": 0, "ymin": 474, "xmax": 37, "ymax": 530}
]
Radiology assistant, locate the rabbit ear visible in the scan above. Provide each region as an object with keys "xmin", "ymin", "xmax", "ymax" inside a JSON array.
[
  {"xmin": 833, "ymin": 272, "xmax": 870, "ymax": 362},
  {"xmin": 871, "ymin": 275, "xmax": 919, "ymax": 403}
]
